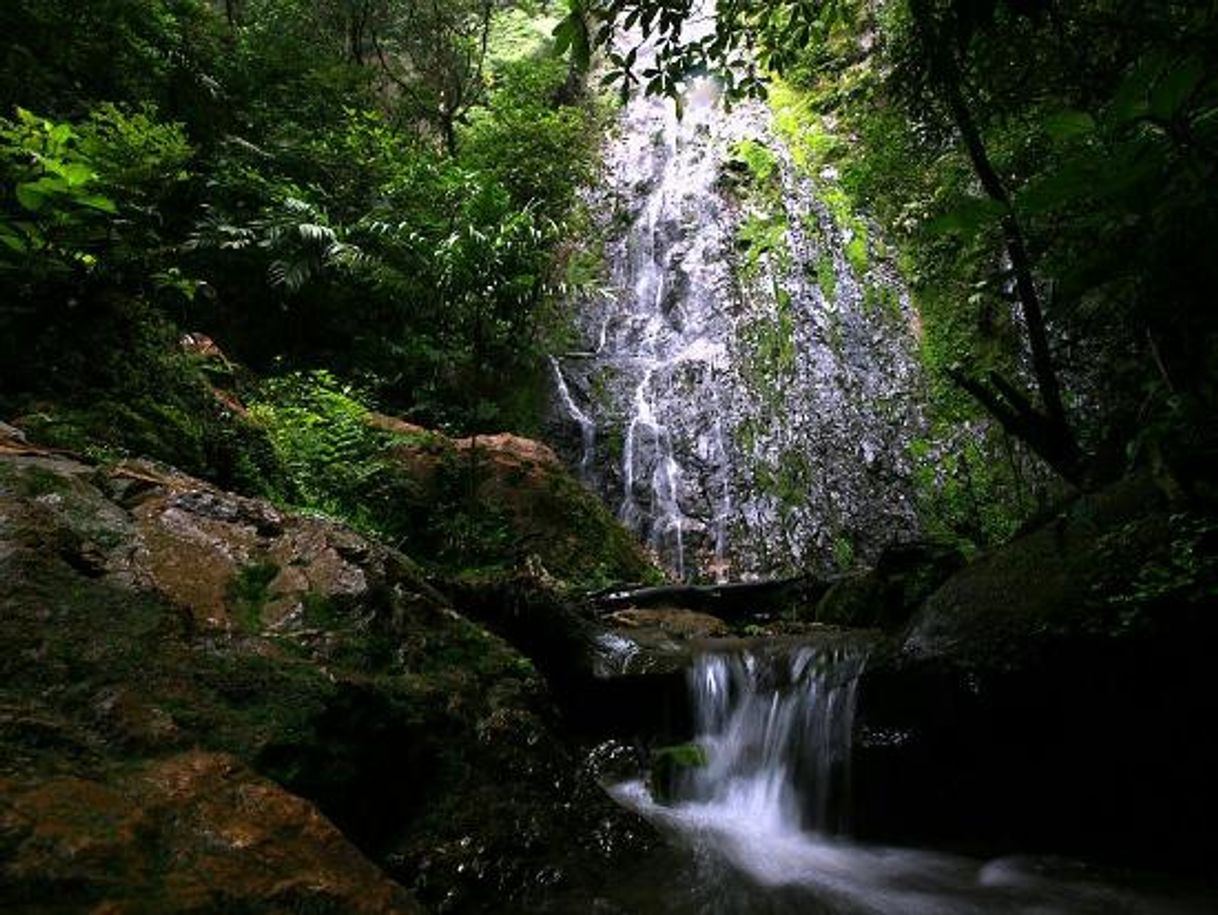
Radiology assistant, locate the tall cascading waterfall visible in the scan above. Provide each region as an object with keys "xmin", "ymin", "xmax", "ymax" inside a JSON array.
[{"xmin": 547, "ymin": 28, "xmax": 928, "ymax": 582}]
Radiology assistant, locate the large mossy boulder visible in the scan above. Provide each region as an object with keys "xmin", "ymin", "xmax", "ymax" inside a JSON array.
[
  {"xmin": 852, "ymin": 473, "xmax": 1218, "ymax": 870},
  {"xmin": 0, "ymin": 444, "xmax": 652, "ymax": 913},
  {"xmin": 0, "ymin": 751, "xmax": 425, "ymax": 914},
  {"xmin": 368, "ymin": 414, "xmax": 660, "ymax": 588}
]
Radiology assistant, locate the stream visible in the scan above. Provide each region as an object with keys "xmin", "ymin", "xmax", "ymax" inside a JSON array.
[{"xmin": 543, "ymin": 647, "xmax": 1213, "ymax": 914}]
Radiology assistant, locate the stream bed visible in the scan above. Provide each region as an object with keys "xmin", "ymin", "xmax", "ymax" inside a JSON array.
[{"xmin": 537, "ymin": 647, "xmax": 1215, "ymax": 914}]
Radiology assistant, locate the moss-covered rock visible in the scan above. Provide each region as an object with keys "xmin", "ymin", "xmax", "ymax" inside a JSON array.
[
  {"xmin": 0, "ymin": 448, "xmax": 652, "ymax": 913},
  {"xmin": 810, "ymin": 540, "xmax": 964, "ymax": 630},
  {"xmin": 648, "ymin": 742, "xmax": 708, "ymax": 804},
  {"xmin": 0, "ymin": 751, "xmax": 425, "ymax": 915},
  {"xmin": 852, "ymin": 473, "xmax": 1218, "ymax": 869},
  {"xmin": 371, "ymin": 415, "xmax": 659, "ymax": 587}
]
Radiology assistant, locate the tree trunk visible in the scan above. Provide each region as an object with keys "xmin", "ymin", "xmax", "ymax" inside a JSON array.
[{"xmin": 908, "ymin": 0, "xmax": 1084, "ymax": 485}]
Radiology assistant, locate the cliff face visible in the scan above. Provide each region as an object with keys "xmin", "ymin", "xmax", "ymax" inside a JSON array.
[
  {"xmin": 549, "ymin": 42, "xmax": 926, "ymax": 583},
  {"xmin": 0, "ymin": 435, "xmax": 650, "ymax": 914}
]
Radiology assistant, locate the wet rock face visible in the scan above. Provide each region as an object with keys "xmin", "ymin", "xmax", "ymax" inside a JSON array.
[
  {"xmin": 548, "ymin": 34, "xmax": 926, "ymax": 582},
  {"xmin": 0, "ymin": 449, "xmax": 653, "ymax": 913}
]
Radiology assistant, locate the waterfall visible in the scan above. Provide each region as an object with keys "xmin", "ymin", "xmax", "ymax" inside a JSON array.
[
  {"xmin": 598, "ymin": 645, "xmax": 1205, "ymax": 914},
  {"xmin": 680, "ymin": 647, "xmax": 864, "ymax": 836},
  {"xmin": 548, "ymin": 15, "xmax": 928, "ymax": 582},
  {"xmin": 549, "ymin": 355, "xmax": 595, "ymax": 475}
]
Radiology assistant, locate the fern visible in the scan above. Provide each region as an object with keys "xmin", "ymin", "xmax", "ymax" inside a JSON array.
[{"xmin": 190, "ymin": 195, "xmax": 378, "ymax": 293}]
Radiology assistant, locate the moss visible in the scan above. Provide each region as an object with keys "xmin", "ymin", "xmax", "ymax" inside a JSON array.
[
  {"xmin": 649, "ymin": 742, "xmax": 708, "ymax": 804},
  {"xmin": 816, "ymin": 251, "xmax": 838, "ymax": 303},
  {"xmin": 845, "ymin": 231, "xmax": 869, "ymax": 274},
  {"xmin": 229, "ymin": 561, "xmax": 280, "ymax": 633},
  {"xmin": 731, "ymin": 138, "xmax": 781, "ymax": 183},
  {"xmin": 2, "ymin": 295, "xmax": 287, "ymax": 499},
  {"xmin": 737, "ymin": 211, "xmax": 790, "ymax": 278},
  {"xmin": 755, "ymin": 448, "xmax": 813, "ymax": 519},
  {"xmin": 863, "ymin": 282, "xmax": 903, "ymax": 323},
  {"xmin": 832, "ymin": 534, "xmax": 856, "ymax": 571},
  {"xmin": 769, "ymin": 79, "xmax": 849, "ymax": 174}
]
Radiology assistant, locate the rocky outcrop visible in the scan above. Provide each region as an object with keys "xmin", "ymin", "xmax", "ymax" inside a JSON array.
[
  {"xmin": 368, "ymin": 413, "xmax": 660, "ymax": 588},
  {"xmin": 1, "ymin": 751, "xmax": 424, "ymax": 914},
  {"xmin": 0, "ymin": 444, "xmax": 653, "ymax": 913},
  {"xmin": 548, "ymin": 38, "xmax": 926, "ymax": 581},
  {"xmin": 810, "ymin": 540, "xmax": 964, "ymax": 630},
  {"xmin": 852, "ymin": 474, "xmax": 1218, "ymax": 869}
]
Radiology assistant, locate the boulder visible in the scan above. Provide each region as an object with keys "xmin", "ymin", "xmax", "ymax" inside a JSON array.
[
  {"xmin": 1, "ymin": 751, "xmax": 424, "ymax": 914},
  {"xmin": 368, "ymin": 414, "xmax": 660, "ymax": 587},
  {"xmin": 851, "ymin": 474, "xmax": 1218, "ymax": 871},
  {"xmin": 0, "ymin": 449, "xmax": 654, "ymax": 913},
  {"xmin": 811, "ymin": 539, "xmax": 964, "ymax": 630}
]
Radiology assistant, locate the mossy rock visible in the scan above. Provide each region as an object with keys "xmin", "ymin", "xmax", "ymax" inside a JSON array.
[
  {"xmin": 0, "ymin": 450, "xmax": 653, "ymax": 913},
  {"xmin": 649, "ymin": 742, "xmax": 708, "ymax": 805}
]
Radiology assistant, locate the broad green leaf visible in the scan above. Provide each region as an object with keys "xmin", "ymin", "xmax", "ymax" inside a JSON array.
[
  {"xmin": 1150, "ymin": 56, "xmax": 1205, "ymax": 120},
  {"xmin": 0, "ymin": 226, "xmax": 28, "ymax": 253},
  {"xmin": 1109, "ymin": 54, "xmax": 1165, "ymax": 124},
  {"xmin": 552, "ymin": 12, "xmax": 590, "ymax": 70},
  {"xmin": 552, "ymin": 16, "xmax": 576, "ymax": 56},
  {"xmin": 14, "ymin": 183, "xmax": 45, "ymax": 212},
  {"xmin": 60, "ymin": 162, "xmax": 96, "ymax": 186},
  {"xmin": 78, "ymin": 193, "xmax": 118, "ymax": 214},
  {"xmin": 1015, "ymin": 161, "xmax": 1097, "ymax": 214},
  {"xmin": 926, "ymin": 196, "xmax": 1006, "ymax": 235},
  {"xmin": 1043, "ymin": 110, "xmax": 1095, "ymax": 140},
  {"xmin": 49, "ymin": 123, "xmax": 73, "ymax": 147}
]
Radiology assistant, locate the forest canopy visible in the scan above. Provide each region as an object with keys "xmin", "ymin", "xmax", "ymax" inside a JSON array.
[
  {"xmin": 0, "ymin": 0, "xmax": 600, "ymax": 443},
  {"xmin": 2, "ymin": 0, "xmax": 1216, "ymax": 551}
]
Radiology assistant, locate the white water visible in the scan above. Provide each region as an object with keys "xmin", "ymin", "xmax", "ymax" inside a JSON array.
[
  {"xmin": 680, "ymin": 648, "xmax": 863, "ymax": 835},
  {"xmin": 549, "ymin": 355, "xmax": 595, "ymax": 474},
  {"xmin": 549, "ymin": 13, "xmax": 927, "ymax": 581},
  {"xmin": 602, "ymin": 647, "xmax": 1207, "ymax": 915}
]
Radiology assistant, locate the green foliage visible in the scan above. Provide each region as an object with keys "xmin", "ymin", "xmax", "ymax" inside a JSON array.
[
  {"xmin": 908, "ymin": 426, "xmax": 1049, "ymax": 552},
  {"xmin": 2, "ymin": 1, "xmax": 607, "ymax": 455},
  {"xmin": 1101, "ymin": 515, "xmax": 1218, "ymax": 610},
  {"xmin": 247, "ymin": 370, "xmax": 402, "ymax": 528},
  {"xmin": 462, "ymin": 57, "xmax": 597, "ymax": 220},
  {"xmin": 0, "ymin": 109, "xmax": 118, "ymax": 276},
  {"xmin": 230, "ymin": 561, "xmax": 281, "ymax": 633}
]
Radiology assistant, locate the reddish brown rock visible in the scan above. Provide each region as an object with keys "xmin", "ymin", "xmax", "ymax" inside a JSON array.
[{"xmin": 1, "ymin": 751, "xmax": 423, "ymax": 914}]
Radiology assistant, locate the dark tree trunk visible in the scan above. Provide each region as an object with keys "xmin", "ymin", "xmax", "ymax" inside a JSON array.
[{"xmin": 908, "ymin": 0, "xmax": 1085, "ymax": 486}]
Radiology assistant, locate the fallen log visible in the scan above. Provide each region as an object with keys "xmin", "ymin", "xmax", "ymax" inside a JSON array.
[{"xmin": 589, "ymin": 575, "xmax": 831, "ymax": 622}]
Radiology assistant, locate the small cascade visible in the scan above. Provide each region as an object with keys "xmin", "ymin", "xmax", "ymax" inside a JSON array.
[
  {"xmin": 596, "ymin": 646, "xmax": 1206, "ymax": 913},
  {"xmin": 548, "ymin": 356, "xmax": 595, "ymax": 475},
  {"xmin": 679, "ymin": 647, "xmax": 865, "ymax": 835}
]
